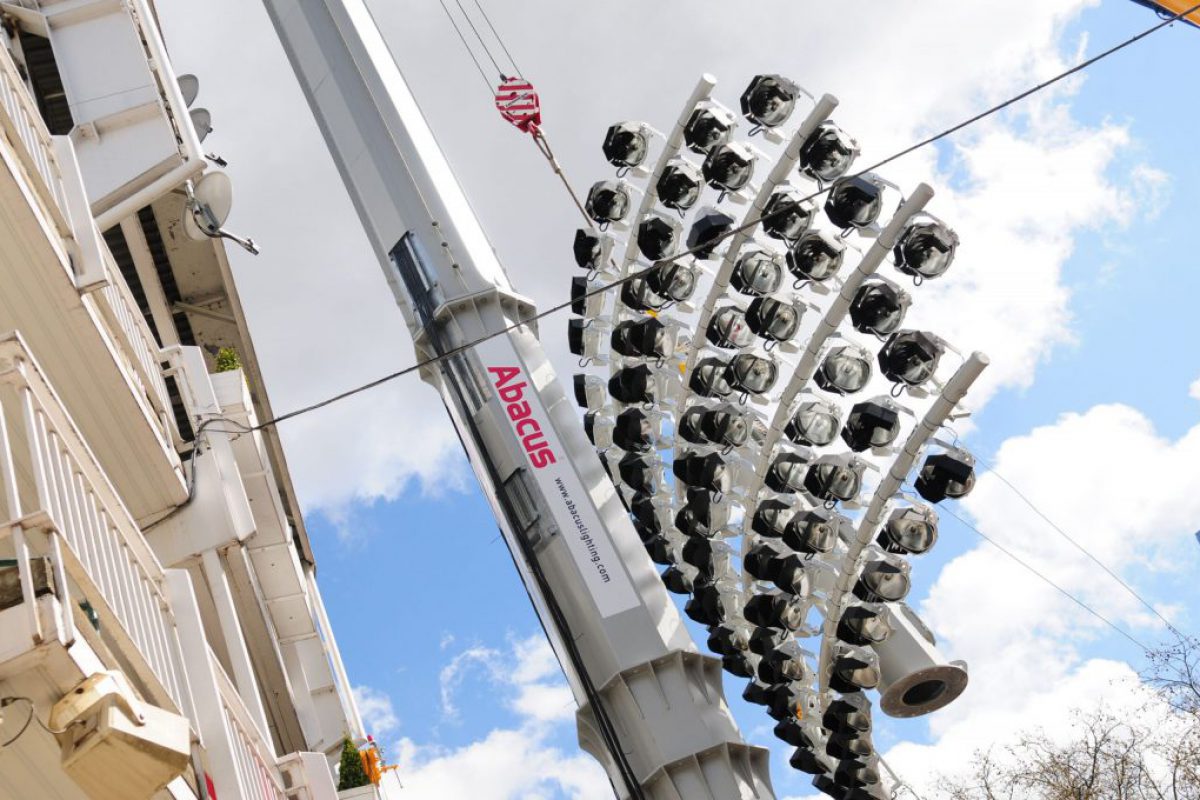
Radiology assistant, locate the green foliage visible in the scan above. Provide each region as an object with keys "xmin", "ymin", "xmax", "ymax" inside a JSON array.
[
  {"xmin": 214, "ymin": 346, "xmax": 242, "ymax": 373},
  {"xmin": 336, "ymin": 737, "xmax": 370, "ymax": 790}
]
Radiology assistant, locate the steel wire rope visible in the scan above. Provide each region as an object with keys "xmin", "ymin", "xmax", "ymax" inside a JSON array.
[
  {"xmin": 453, "ymin": 0, "xmax": 505, "ymax": 78},
  {"xmin": 469, "ymin": 0, "xmax": 524, "ymax": 78},
  {"xmin": 975, "ymin": 456, "xmax": 1188, "ymax": 639},
  {"xmin": 206, "ymin": 0, "xmax": 1200, "ymax": 441},
  {"xmin": 436, "ymin": 0, "xmax": 494, "ymax": 94},
  {"xmin": 937, "ymin": 502, "xmax": 1155, "ymax": 653}
]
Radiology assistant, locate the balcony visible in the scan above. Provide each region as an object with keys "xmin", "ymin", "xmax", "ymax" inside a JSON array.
[
  {"xmin": 0, "ymin": 332, "xmax": 340, "ymax": 800},
  {"xmin": 0, "ymin": 40, "xmax": 187, "ymax": 524}
]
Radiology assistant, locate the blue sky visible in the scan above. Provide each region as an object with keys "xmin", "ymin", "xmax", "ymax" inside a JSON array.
[{"xmin": 158, "ymin": 1, "xmax": 1200, "ymax": 797}]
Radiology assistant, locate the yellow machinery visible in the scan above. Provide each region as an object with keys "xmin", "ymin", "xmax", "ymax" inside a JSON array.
[{"xmin": 1129, "ymin": 0, "xmax": 1200, "ymax": 26}]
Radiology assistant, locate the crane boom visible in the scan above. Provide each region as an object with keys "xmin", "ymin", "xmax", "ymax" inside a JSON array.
[{"xmin": 258, "ymin": 1, "xmax": 775, "ymax": 797}]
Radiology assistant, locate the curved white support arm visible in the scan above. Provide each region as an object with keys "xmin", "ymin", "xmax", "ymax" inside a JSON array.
[{"xmin": 816, "ymin": 350, "xmax": 989, "ymax": 696}]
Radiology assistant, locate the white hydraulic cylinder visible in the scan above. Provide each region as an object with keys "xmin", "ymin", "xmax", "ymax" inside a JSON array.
[{"xmin": 260, "ymin": 1, "xmax": 774, "ymax": 797}]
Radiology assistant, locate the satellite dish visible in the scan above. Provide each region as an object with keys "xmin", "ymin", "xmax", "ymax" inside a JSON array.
[
  {"xmin": 190, "ymin": 108, "xmax": 213, "ymax": 143},
  {"xmin": 182, "ymin": 172, "xmax": 259, "ymax": 255},
  {"xmin": 178, "ymin": 74, "xmax": 200, "ymax": 107},
  {"xmin": 184, "ymin": 171, "xmax": 233, "ymax": 241}
]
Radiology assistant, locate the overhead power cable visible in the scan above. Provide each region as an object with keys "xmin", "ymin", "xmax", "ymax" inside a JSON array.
[
  {"xmin": 938, "ymin": 502, "xmax": 1154, "ymax": 654},
  {"xmin": 219, "ymin": 2, "xmax": 1199, "ymax": 441},
  {"xmin": 977, "ymin": 456, "xmax": 1187, "ymax": 638}
]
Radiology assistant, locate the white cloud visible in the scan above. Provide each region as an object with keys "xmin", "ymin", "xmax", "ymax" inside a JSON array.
[
  {"xmin": 377, "ymin": 636, "xmax": 608, "ymax": 799},
  {"xmin": 1190, "ymin": 376, "xmax": 1200, "ymax": 402},
  {"xmin": 154, "ymin": 0, "xmax": 1155, "ymax": 516},
  {"xmin": 354, "ymin": 685, "xmax": 400, "ymax": 737},
  {"xmin": 880, "ymin": 397, "xmax": 1200, "ymax": 796}
]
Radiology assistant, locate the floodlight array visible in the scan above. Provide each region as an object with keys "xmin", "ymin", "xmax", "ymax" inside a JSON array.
[{"xmin": 568, "ymin": 74, "xmax": 988, "ymax": 799}]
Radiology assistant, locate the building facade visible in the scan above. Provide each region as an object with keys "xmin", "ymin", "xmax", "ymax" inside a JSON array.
[{"xmin": 0, "ymin": 2, "xmax": 377, "ymax": 798}]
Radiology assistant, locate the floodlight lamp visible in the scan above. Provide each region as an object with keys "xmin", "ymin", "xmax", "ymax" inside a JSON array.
[
  {"xmin": 830, "ymin": 643, "xmax": 882, "ymax": 692},
  {"xmin": 726, "ymin": 352, "xmax": 779, "ymax": 396},
  {"xmin": 631, "ymin": 492, "xmax": 669, "ymax": 539},
  {"xmin": 707, "ymin": 622, "xmax": 751, "ymax": 657},
  {"xmin": 611, "ymin": 317, "xmax": 673, "ymax": 359},
  {"xmin": 618, "ymin": 452, "xmax": 661, "ymax": 495},
  {"xmin": 656, "ymin": 161, "xmax": 704, "ymax": 212},
  {"xmin": 685, "ymin": 580, "xmax": 726, "ymax": 626},
  {"xmin": 568, "ymin": 318, "xmax": 608, "ymax": 362},
  {"xmin": 687, "ymin": 207, "xmax": 736, "ymax": 259},
  {"xmin": 791, "ymin": 748, "xmax": 827, "ymax": 776},
  {"xmin": 661, "ymin": 565, "xmax": 694, "ymax": 595},
  {"xmin": 878, "ymin": 505, "xmax": 938, "ymax": 555},
  {"xmin": 752, "ymin": 498, "xmax": 795, "ymax": 538},
  {"xmin": 894, "ymin": 219, "xmax": 959, "ymax": 281},
  {"xmin": 723, "ymin": 652, "xmax": 756, "ymax": 678},
  {"xmin": 613, "ymin": 408, "xmax": 655, "ymax": 453},
  {"xmin": 759, "ymin": 646, "xmax": 813, "ymax": 685},
  {"xmin": 573, "ymin": 229, "xmax": 613, "ymax": 271},
  {"xmin": 690, "ymin": 358, "xmax": 734, "ymax": 398},
  {"xmin": 773, "ymin": 554, "xmax": 813, "ymax": 597},
  {"xmin": 706, "ymin": 305, "xmax": 756, "ymax": 350},
  {"xmin": 741, "ymin": 74, "xmax": 800, "ymax": 129},
  {"xmin": 683, "ymin": 105, "xmax": 736, "ymax": 154},
  {"xmin": 785, "ymin": 400, "xmax": 842, "ymax": 447},
  {"xmin": 826, "ymin": 732, "xmax": 874, "ymax": 763},
  {"xmin": 767, "ymin": 682, "xmax": 811, "ymax": 722},
  {"xmin": 915, "ymin": 448, "xmax": 976, "ymax": 503},
  {"xmin": 620, "ymin": 277, "xmax": 666, "ymax": 312},
  {"xmin": 775, "ymin": 717, "xmax": 819, "ymax": 749},
  {"xmin": 675, "ymin": 490, "xmax": 729, "ymax": 538},
  {"xmin": 573, "ymin": 374, "xmax": 607, "ymax": 409},
  {"xmin": 745, "ymin": 540, "xmax": 786, "ymax": 582},
  {"xmin": 786, "ymin": 230, "xmax": 846, "ymax": 284},
  {"xmin": 682, "ymin": 536, "xmax": 732, "ymax": 578},
  {"xmin": 824, "ymin": 174, "xmax": 887, "ymax": 231},
  {"xmin": 799, "ymin": 121, "xmax": 861, "ymax": 183},
  {"xmin": 608, "ymin": 364, "xmax": 656, "ymax": 404},
  {"xmin": 749, "ymin": 625, "xmax": 787, "ymax": 656},
  {"xmin": 582, "ymin": 411, "xmax": 614, "ymax": 449},
  {"xmin": 762, "ymin": 189, "xmax": 818, "ymax": 242},
  {"xmin": 744, "ymin": 591, "xmax": 806, "ymax": 632},
  {"xmin": 878, "ymin": 330, "xmax": 944, "ymax": 387},
  {"xmin": 678, "ymin": 403, "xmax": 752, "ymax": 449},
  {"xmin": 835, "ymin": 760, "xmax": 880, "ymax": 790},
  {"xmin": 570, "ymin": 276, "xmax": 603, "ymax": 317},
  {"xmin": 766, "ymin": 452, "xmax": 811, "ymax": 495},
  {"xmin": 585, "ymin": 180, "xmax": 633, "ymax": 226},
  {"xmin": 643, "ymin": 532, "xmax": 675, "ymax": 566},
  {"xmin": 732, "ymin": 249, "xmax": 785, "ymax": 296},
  {"xmin": 823, "ymin": 694, "xmax": 872, "ymax": 735},
  {"xmin": 645, "ymin": 261, "xmax": 699, "ymax": 303},
  {"xmin": 703, "ymin": 141, "xmax": 756, "ymax": 193},
  {"xmin": 637, "ymin": 214, "xmax": 682, "ymax": 261},
  {"xmin": 747, "ymin": 297, "xmax": 803, "ymax": 344},
  {"xmin": 673, "ymin": 451, "xmax": 729, "ymax": 494},
  {"xmin": 849, "ymin": 279, "xmax": 911, "ymax": 337},
  {"xmin": 841, "ymin": 398, "xmax": 903, "ymax": 452},
  {"xmin": 743, "ymin": 678, "xmax": 774, "ymax": 708},
  {"xmin": 803, "ymin": 454, "xmax": 865, "ymax": 505},
  {"xmin": 602, "ymin": 121, "xmax": 652, "ymax": 170},
  {"xmin": 837, "ymin": 602, "xmax": 893, "ymax": 646},
  {"xmin": 815, "ymin": 345, "xmax": 873, "ymax": 395},
  {"xmin": 783, "ymin": 508, "xmax": 843, "ymax": 555},
  {"xmin": 853, "ymin": 552, "xmax": 912, "ymax": 603}
]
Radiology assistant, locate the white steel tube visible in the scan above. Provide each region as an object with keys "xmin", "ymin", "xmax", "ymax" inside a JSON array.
[
  {"xmin": 816, "ymin": 351, "xmax": 989, "ymax": 696},
  {"xmin": 682, "ymin": 95, "xmax": 839, "ymax": 378}
]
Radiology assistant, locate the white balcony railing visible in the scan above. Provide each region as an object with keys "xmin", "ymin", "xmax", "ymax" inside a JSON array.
[
  {"xmin": 0, "ymin": 42, "xmax": 71, "ymax": 240},
  {"xmin": 212, "ymin": 646, "xmax": 288, "ymax": 800},
  {"xmin": 93, "ymin": 251, "xmax": 179, "ymax": 448},
  {"xmin": 0, "ymin": 331, "xmax": 188, "ymax": 713}
]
